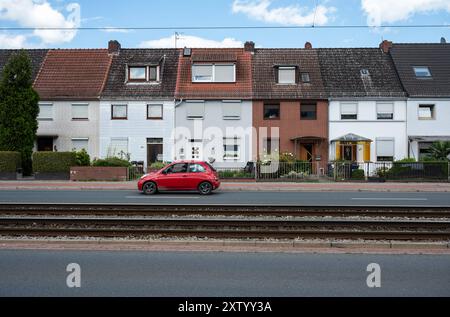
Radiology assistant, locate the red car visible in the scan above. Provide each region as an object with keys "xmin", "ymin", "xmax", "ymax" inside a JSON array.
[{"xmin": 137, "ymin": 161, "xmax": 220, "ymax": 195}]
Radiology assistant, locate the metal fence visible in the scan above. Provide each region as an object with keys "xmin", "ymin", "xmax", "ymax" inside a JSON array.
[
  {"xmin": 128, "ymin": 166, "xmax": 146, "ymax": 180},
  {"xmin": 329, "ymin": 161, "xmax": 450, "ymax": 182}
]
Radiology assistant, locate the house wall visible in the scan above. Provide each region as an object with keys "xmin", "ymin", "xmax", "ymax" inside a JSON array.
[
  {"xmin": 99, "ymin": 100, "xmax": 175, "ymax": 167},
  {"xmin": 329, "ymin": 100, "xmax": 408, "ymax": 162},
  {"xmin": 252, "ymin": 100, "xmax": 329, "ymax": 163},
  {"xmin": 36, "ymin": 101, "xmax": 99, "ymax": 158},
  {"xmin": 407, "ymin": 98, "xmax": 450, "ymax": 159},
  {"xmin": 174, "ymin": 100, "xmax": 253, "ymax": 168}
]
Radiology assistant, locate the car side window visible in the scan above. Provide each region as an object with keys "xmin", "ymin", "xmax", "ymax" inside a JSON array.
[
  {"xmin": 165, "ymin": 163, "xmax": 188, "ymax": 174},
  {"xmin": 189, "ymin": 164, "xmax": 206, "ymax": 173}
]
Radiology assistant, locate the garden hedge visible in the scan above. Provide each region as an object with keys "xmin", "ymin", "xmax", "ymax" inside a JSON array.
[
  {"xmin": 0, "ymin": 151, "xmax": 21, "ymax": 172},
  {"xmin": 32, "ymin": 152, "xmax": 77, "ymax": 173}
]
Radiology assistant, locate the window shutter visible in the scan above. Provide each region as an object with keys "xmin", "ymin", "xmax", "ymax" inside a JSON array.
[
  {"xmin": 38, "ymin": 104, "xmax": 53, "ymax": 119},
  {"xmin": 110, "ymin": 138, "xmax": 128, "ymax": 156},
  {"xmin": 192, "ymin": 65, "xmax": 213, "ymax": 81},
  {"xmin": 278, "ymin": 67, "xmax": 296, "ymax": 84},
  {"xmin": 187, "ymin": 101, "xmax": 205, "ymax": 119},
  {"xmin": 148, "ymin": 104, "xmax": 163, "ymax": 118},
  {"xmin": 222, "ymin": 101, "xmax": 241, "ymax": 119},
  {"xmin": 215, "ymin": 65, "xmax": 235, "ymax": 82},
  {"xmin": 376, "ymin": 139, "xmax": 394, "ymax": 157},
  {"xmin": 72, "ymin": 104, "xmax": 89, "ymax": 119},
  {"xmin": 377, "ymin": 103, "xmax": 393, "ymax": 114},
  {"xmin": 341, "ymin": 103, "xmax": 357, "ymax": 114},
  {"xmin": 71, "ymin": 139, "xmax": 88, "ymax": 151}
]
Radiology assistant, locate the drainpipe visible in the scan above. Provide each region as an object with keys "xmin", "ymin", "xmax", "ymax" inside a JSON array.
[{"xmin": 173, "ymin": 99, "xmax": 183, "ymax": 161}]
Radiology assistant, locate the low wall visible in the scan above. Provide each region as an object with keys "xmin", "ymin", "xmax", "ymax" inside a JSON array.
[{"xmin": 70, "ymin": 167, "xmax": 128, "ymax": 182}]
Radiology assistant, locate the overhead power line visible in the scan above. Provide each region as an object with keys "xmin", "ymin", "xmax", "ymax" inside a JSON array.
[{"xmin": 0, "ymin": 25, "xmax": 450, "ymax": 31}]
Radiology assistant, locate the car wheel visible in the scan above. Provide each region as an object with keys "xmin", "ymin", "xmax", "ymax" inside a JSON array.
[
  {"xmin": 142, "ymin": 181, "xmax": 158, "ymax": 195},
  {"xmin": 198, "ymin": 181, "xmax": 212, "ymax": 195}
]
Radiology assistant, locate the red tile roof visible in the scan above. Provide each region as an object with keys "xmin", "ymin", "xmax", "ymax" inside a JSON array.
[
  {"xmin": 175, "ymin": 48, "xmax": 252, "ymax": 99},
  {"xmin": 34, "ymin": 49, "xmax": 112, "ymax": 100}
]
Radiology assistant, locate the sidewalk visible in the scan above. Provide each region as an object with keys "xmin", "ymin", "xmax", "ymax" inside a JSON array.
[{"xmin": 0, "ymin": 180, "xmax": 450, "ymax": 192}]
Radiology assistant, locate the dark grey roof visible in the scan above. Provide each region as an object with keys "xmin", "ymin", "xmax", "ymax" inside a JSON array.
[
  {"xmin": 390, "ymin": 43, "xmax": 450, "ymax": 98},
  {"xmin": 252, "ymin": 48, "xmax": 327, "ymax": 99},
  {"xmin": 318, "ymin": 48, "xmax": 406, "ymax": 98},
  {"xmin": 101, "ymin": 49, "xmax": 179, "ymax": 100},
  {"xmin": 331, "ymin": 133, "xmax": 372, "ymax": 142},
  {"xmin": 0, "ymin": 49, "xmax": 48, "ymax": 82}
]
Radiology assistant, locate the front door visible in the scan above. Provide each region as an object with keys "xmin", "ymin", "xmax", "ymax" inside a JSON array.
[
  {"xmin": 300, "ymin": 144, "xmax": 314, "ymax": 162},
  {"xmin": 37, "ymin": 137, "xmax": 53, "ymax": 151},
  {"xmin": 342, "ymin": 145, "xmax": 354, "ymax": 161},
  {"xmin": 147, "ymin": 143, "xmax": 163, "ymax": 165},
  {"xmin": 190, "ymin": 142, "xmax": 203, "ymax": 160}
]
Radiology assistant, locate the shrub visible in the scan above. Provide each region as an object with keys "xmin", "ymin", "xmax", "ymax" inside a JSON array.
[
  {"xmin": 32, "ymin": 152, "xmax": 77, "ymax": 173},
  {"xmin": 92, "ymin": 157, "xmax": 131, "ymax": 167},
  {"xmin": 395, "ymin": 158, "xmax": 416, "ymax": 163},
  {"xmin": 0, "ymin": 151, "xmax": 21, "ymax": 172},
  {"xmin": 149, "ymin": 161, "xmax": 166, "ymax": 170},
  {"xmin": 74, "ymin": 149, "xmax": 90, "ymax": 166},
  {"xmin": 351, "ymin": 169, "xmax": 365, "ymax": 179}
]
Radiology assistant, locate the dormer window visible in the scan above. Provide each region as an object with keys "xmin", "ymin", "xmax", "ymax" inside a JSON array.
[
  {"xmin": 413, "ymin": 66, "xmax": 431, "ymax": 78},
  {"xmin": 128, "ymin": 65, "xmax": 159, "ymax": 82},
  {"xmin": 360, "ymin": 69, "xmax": 370, "ymax": 76},
  {"xmin": 278, "ymin": 66, "xmax": 296, "ymax": 84},
  {"xmin": 192, "ymin": 64, "xmax": 235, "ymax": 83}
]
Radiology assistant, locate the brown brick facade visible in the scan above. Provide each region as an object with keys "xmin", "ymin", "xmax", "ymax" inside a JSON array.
[{"xmin": 252, "ymin": 100, "xmax": 329, "ymax": 166}]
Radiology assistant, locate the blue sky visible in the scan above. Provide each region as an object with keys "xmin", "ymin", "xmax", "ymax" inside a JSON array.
[{"xmin": 0, "ymin": 0, "xmax": 449, "ymax": 49}]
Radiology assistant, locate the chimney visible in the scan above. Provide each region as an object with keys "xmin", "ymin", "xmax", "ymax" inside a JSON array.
[
  {"xmin": 304, "ymin": 42, "xmax": 312, "ymax": 49},
  {"xmin": 379, "ymin": 40, "xmax": 393, "ymax": 53},
  {"xmin": 108, "ymin": 40, "xmax": 121, "ymax": 55},
  {"xmin": 244, "ymin": 41, "xmax": 255, "ymax": 52}
]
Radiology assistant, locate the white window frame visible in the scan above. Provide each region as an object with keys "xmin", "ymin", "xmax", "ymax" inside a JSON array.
[
  {"xmin": 278, "ymin": 66, "xmax": 296, "ymax": 84},
  {"xmin": 147, "ymin": 104, "xmax": 163, "ymax": 120},
  {"xmin": 71, "ymin": 138, "xmax": 89, "ymax": 152},
  {"xmin": 223, "ymin": 138, "xmax": 240, "ymax": 161},
  {"xmin": 192, "ymin": 64, "xmax": 236, "ymax": 83},
  {"xmin": 71, "ymin": 103, "xmax": 89, "ymax": 121},
  {"xmin": 109, "ymin": 137, "xmax": 129, "ymax": 158},
  {"xmin": 186, "ymin": 101, "xmax": 205, "ymax": 120},
  {"xmin": 376, "ymin": 102, "xmax": 394, "ymax": 120},
  {"xmin": 340, "ymin": 102, "xmax": 358, "ymax": 120},
  {"xmin": 38, "ymin": 103, "xmax": 53, "ymax": 121},
  {"xmin": 222, "ymin": 100, "xmax": 241, "ymax": 120},
  {"xmin": 418, "ymin": 104, "xmax": 435, "ymax": 120},
  {"xmin": 413, "ymin": 66, "xmax": 432, "ymax": 78},
  {"xmin": 376, "ymin": 138, "xmax": 395, "ymax": 161},
  {"xmin": 127, "ymin": 65, "xmax": 159, "ymax": 82}
]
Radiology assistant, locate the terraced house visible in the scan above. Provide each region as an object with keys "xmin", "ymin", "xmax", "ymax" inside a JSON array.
[
  {"xmin": 389, "ymin": 41, "xmax": 450, "ymax": 160},
  {"xmin": 251, "ymin": 43, "xmax": 329, "ymax": 172},
  {"xmin": 33, "ymin": 49, "xmax": 112, "ymax": 158},
  {"xmin": 174, "ymin": 44, "xmax": 253, "ymax": 168},
  {"xmin": 100, "ymin": 41, "xmax": 179, "ymax": 167},
  {"xmin": 319, "ymin": 42, "xmax": 408, "ymax": 163}
]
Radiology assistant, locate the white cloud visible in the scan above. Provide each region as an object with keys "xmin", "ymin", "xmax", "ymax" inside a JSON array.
[
  {"xmin": 361, "ymin": 0, "xmax": 450, "ymax": 25},
  {"xmin": 139, "ymin": 34, "xmax": 243, "ymax": 48},
  {"xmin": 0, "ymin": 33, "xmax": 28, "ymax": 48},
  {"xmin": 0, "ymin": 0, "xmax": 80, "ymax": 46},
  {"xmin": 232, "ymin": 0, "xmax": 336, "ymax": 26}
]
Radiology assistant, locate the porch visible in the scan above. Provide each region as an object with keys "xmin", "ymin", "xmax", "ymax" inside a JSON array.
[{"xmin": 331, "ymin": 133, "xmax": 372, "ymax": 162}]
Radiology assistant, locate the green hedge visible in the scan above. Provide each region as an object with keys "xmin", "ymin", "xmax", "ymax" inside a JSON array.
[
  {"xmin": 92, "ymin": 157, "xmax": 131, "ymax": 167},
  {"xmin": 0, "ymin": 151, "xmax": 21, "ymax": 172},
  {"xmin": 32, "ymin": 152, "xmax": 77, "ymax": 173}
]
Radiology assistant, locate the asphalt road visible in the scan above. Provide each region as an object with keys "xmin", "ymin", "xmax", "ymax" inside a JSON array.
[
  {"xmin": 0, "ymin": 250, "xmax": 449, "ymax": 296},
  {"xmin": 0, "ymin": 190, "xmax": 449, "ymax": 206}
]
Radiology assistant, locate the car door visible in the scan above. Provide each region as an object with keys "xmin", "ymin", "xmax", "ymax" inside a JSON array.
[
  {"xmin": 186, "ymin": 163, "xmax": 208, "ymax": 189},
  {"xmin": 157, "ymin": 163, "xmax": 189, "ymax": 190}
]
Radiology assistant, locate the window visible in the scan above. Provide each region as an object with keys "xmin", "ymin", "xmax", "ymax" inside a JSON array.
[
  {"xmin": 376, "ymin": 138, "xmax": 394, "ymax": 162},
  {"xmin": 340, "ymin": 103, "xmax": 358, "ymax": 120},
  {"xmin": 71, "ymin": 104, "xmax": 89, "ymax": 120},
  {"xmin": 377, "ymin": 103, "xmax": 394, "ymax": 120},
  {"xmin": 214, "ymin": 65, "xmax": 235, "ymax": 82},
  {"xmin": 111, "ymin": 105, "xmax": 127, "ymax": 120},
  {"xmin": 418, "ymin": 104, "xmax": 435, "ymax": 120},
  {"xmin": 222, "ymin": 101, "xmax": 241, "ymax": 120},
  {"xmin": 38, "ymin": 103, "xmax": 53, "ymax": 120},
  {"xmin": 419, "ymin": 142, "xmax": 433, "ymax": 160},
  {"xmin": 164, "ymin": 163, "xmax": 188, "ymax": 174},
  {"xmin": 360, "ymin": 69, "xmax": 370, "ymax": 76},
  {"xmin": 128, "ymin": 66, "xmax": 158, "ymax": 82},
  {"xmin": 413, "ymin": 66, "xmax": 432, "ymax": 78},
  {"xmin": 278, "ymin": 67, "xmax": 296, "ymax": 84},
  {"xmin": 264, "ymin": 104, "xmax": 280, "ymax": 120},
  {"xmin": 223, "ymin": 138, "xmax": 240, "ymax": 160},
  {"xmin": 301, "ymin": 72, "xmax": 310, "ymax": 83},
  {"xmin": 71, "ymin": 138, "xmax": 88, "ymax": 151},
  {"xmin": 263, "ymin": 138, "xmax": 279, "ymax": 155},
  {"xmin": 186, "ymin": 101, "xmax": 205, "ymax": 119},
  {"xmin": 189, "ymin": 163, "xmax": 206, "ymax": 173},
  {"xmin": 128, "ymin": 67, "xmax": 146, "ymax": 81},
  {"xmin": 147, "ymin": 104, "xmax": 163, "ymax": 120},
  {"xmin": 192, "ymin": 64, "xmax": 235, "ymax": 83},
  {"xmin": 300, "ymin": 103, "xmax": 317, "ymax": 120},
  {"xmin": 109, "ymin": 138, "xmax": 128, "ymax": 158}
]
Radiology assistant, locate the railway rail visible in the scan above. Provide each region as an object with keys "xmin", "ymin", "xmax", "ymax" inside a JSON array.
[{"xmin": 0, "ymin": 203, "xmax": 450, "ymax": 240}]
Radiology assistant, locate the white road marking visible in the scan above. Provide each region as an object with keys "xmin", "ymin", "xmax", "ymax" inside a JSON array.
[
  {"xmin": 125, "ymin": 196, "xmax": 200, "ymax": 199},
  {"xmin": 351, "ymin": 198, "xmax": 428, "ymax": 201}
]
